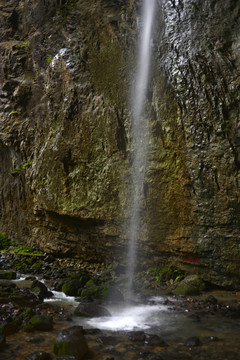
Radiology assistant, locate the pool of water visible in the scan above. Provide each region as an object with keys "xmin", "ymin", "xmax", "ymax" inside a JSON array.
[{"xmin": 73, "ymin": 295, "xmax": 240, "ymax": 344}]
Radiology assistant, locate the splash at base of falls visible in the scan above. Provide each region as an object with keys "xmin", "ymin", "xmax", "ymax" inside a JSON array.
[{"xmin": 86, "ymin": 297, "xmax": 168, "ymax": 332}]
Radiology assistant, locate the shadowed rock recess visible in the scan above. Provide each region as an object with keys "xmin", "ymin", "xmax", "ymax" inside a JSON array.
[{"xmin": 0, "ymin": 0, "xmax": 239, "ymax": 288}]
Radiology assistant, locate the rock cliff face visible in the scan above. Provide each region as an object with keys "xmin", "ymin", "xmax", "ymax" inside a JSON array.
[{"xmin": 0, "ymin": 0, "xmax": 239, "ymax": 288}]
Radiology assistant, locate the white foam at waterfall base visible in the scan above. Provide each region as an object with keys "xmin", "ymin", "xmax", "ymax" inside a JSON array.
[{"xmin": 86, "ymin": 297, "xmax": 169, "ymax": 332}]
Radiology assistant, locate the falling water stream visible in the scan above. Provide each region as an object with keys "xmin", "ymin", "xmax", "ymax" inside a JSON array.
[{"xmin": 127, "ymin": 0, "xmax": 156, "ymax": 293}]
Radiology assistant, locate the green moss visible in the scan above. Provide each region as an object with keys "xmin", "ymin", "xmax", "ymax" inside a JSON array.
[
  {"xmin": 28, "ymin": 315, "xmax": 53, "ymax": 331},
  {"xmin": 46, "ymin": 56, "xmax": 53, "ymax": 64},
  {"xmin": 0, "ymin": 270, "xmax": 16, "ymax": 280},
  {"xmin": 61, "ymin": 279, "xmax": 83, "ymax": 296},
  {"xmin": 146, "ymin": 266, "xmax": 183, "ymax": 284},
  {"xmin": 22, "ymin": 308, "xmax": 33, "ymax": 319},
  {"xmin": 80, "ymin": 286, "xmax": 99, "ymax": 298},
  {"xmin": 88, "ymin": 31, "xmax": 126, "ymax": 108},
  {"xmin": 175, "ymin": 275, "xmax": 205, "ymax": 295},
  {"xmin": 0, "ymin": 233, "xmax": 10, "ymax": 250},
  {"xmin": 53, "ymin": 341, "xmax": 68, "ymax": 356}
]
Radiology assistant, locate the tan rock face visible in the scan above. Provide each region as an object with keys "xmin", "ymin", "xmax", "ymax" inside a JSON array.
[{"xmin": 0, "ymin": 0, "xmax": 239, "ymax": 288}]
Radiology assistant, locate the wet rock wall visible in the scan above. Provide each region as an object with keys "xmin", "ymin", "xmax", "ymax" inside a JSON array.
[{"xmin": 0, "ymin": 0, "xmax": 239, "ymax": 287}]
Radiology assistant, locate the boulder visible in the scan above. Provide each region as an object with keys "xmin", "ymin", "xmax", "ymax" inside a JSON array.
[
  {"xmin": 79, "ymin": 280, "xmax": 99, "ymax": 299},
  {"xmin": 11, "ymin": 289, "xmax": 41, "ymax": 307},
  {"xmin": 27, "ymin": 315, "xmax": 53, "ymax": 331},
  {"xmin": 175, "ymin": 275, "xmax": 205, "ymax": 296},
  {"xmin": 25, "ymin": 351, "xmax": 52, "ymax": 360},
  {"xmin": 128, "ymin": 331, "xmax": 146, "ymax": 342},
  {"xmin": 61, "ymin": 280, "xmax": 83, "ymax": 296},
  {"xmin": 53, "ymin": 326, "xmax": 88, "ymax": 360},
  {"xmin": 54, "ymin": 357, "xmax": 77, "ymax": 360},
  {"xmin": 185, "ymin": 336, "xmax": 202, "ymax": 347},
  {"xmin": 31, "ymin": 280, "xmax": 53, "ymax": 300},
  {"xmin": 144, "ymin": 334, "xmax": 168, "ymax": 347},
  {"xmin": 0, "ymin": 270, "xmax": 16, "ymax": 280},
  {"xmin": 73, "ymin": 303, "xmax": 111, "ymax": 317},
  {"xmin": 0, "ymin": 320, "xmax": 19, "ymax": 336},
  {"xmin": 0, "ymin": 335, "xmax": 6, "ymax": 350}
]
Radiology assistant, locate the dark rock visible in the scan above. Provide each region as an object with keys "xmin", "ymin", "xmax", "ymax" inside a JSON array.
[
  {"xmin": 144, "ymin": 334, "xmax": 168, "ymax": 347},
  {"xmin": 96, "ymin": 335, "xmax": 118, "ymax": 345},
  {"xmin": 0, "ymin": 270, "xmax": 16, "ymax": 280},
  {"xmin": 12, "ymin": 289, "xmax": 41, "ymax": 307},
  {"xmin": 62, "ymin": 280, "xmax": 83, "ymax": 296},
  {"xmin": 0, "ymin": 279, "xmax": 17, "ymax": 288},
  {"xmin": 31, "ymin": 280, "xmax": 53, "ymax": 300},
  {"xmin": 73, "ymin": 303, "xmax": 111, "ymax": 317},
  {"xmin": 0, "ymin": 320, "xmax": 19, "ymax": 336},
  {"xmin": 185, "ymin": 336, "xmax": 202, "ymax": 347},
  {"xmin": 83, "ymin": 328, "xmax": 102, "ymax": 335},
  {"xmin": 138, "ymin": 351, "xmax": 163, "ymax": 360},
  {"xmin": 204, "ymin": 295, "xmax": 218, "ymax": 304},
  {"xmin": 0, "ymin": 335, "xmax": 6, "ymax": 350},
  {"xmin": 54, "ymin": 357, "xmax": 77, "ymax": 360},
  {"xmin": 27, "ymin": 315, "xmax": 53, "ymax": 331},
  {"xmin": 128, "ymin": 330, "xmax": 146, "ymax": 342},
  {"xmin": 203, "ymin": 336, "xmax": 221, "ymax": 343},
  {"xmin": 53, "ymin": 326, "xmax": 88, "ymax": 360},
  {"xmin": 25, "ymin": 351, "xmax": 52, "ymax": 360},
  {"xmin": 26, "ymin": 337, "xmax": 45, "ymax": 344}
]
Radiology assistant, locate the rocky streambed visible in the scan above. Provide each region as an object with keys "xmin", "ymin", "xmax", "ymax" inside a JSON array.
[{"xmin": 0, "ymin": 252, "xmax": 240, "ymax": 360}]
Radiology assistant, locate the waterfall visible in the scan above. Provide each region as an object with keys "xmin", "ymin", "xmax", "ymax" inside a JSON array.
[{"xmin": 126, "ymin": 0, "xmax": 156, "ymax": 293}]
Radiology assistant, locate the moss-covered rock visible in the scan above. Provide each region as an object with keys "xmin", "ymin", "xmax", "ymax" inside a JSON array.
[
  {"xmin": 0, "ymin": 270, "xmax": 16, "ymax": 280},
  {"xmin": 27, "ymin": 315, "xmax": 53, "ymax": 331},
  {"xmin": 175, "ymin": 275, "xmax": 205, "ymax": 296},
  {"xmin": 31, "ymin": 280, "xmax": 52, "ymax": 300},
  {"xmin": 79, "ymin": 285, "xmax": 99, "ymax": 299},
  {"xmin": 62, "ymin": 279, "xmax": 84, "ymax": 296},
  {"xmin": 53, "ymin": 326, "xmax": 88, "ymax": 360}
]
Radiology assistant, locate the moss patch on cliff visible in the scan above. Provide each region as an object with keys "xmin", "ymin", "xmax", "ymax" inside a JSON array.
[{"xmin": 88, "ymin": 30, "xmax": 127, "ymax": 108}]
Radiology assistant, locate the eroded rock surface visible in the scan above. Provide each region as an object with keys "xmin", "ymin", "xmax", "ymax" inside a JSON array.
[{"xmin": 0, "ymin": 0, "xmax": 239, "ymax": 288}]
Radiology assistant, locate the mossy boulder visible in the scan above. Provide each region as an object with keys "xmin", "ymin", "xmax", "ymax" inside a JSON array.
[
  {"xmin": 175, "ymin": 275, "xmax": 205, "ymax": 296},
  {"xmin": 79, "ymin": 286, "xmax": 98, "ymax": 299},
  {"xmin": 31, "ymin": 280, "xmax": 53, "ymax": 300},
  {"xmin": 0, "ymin": 321, "xmax": 19, "ymax": 336},
  {"xmin": 26, "ymin": 315, "xmax": 53, "ymax": 331},
  {"xmin": 0, "ymin": 270, "xmax": 16, "ymax": 280},
  {"xmin": 61, "ymin": 279, "xmax": 83, "ymax": 296},
  {"xmin": 53, "ymin": 326, "xmax": 88, "ymax": 360}
]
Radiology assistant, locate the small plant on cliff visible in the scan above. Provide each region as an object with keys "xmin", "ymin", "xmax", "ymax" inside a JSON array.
[
  {"xmin": 0, "ymin": 232, "xmax": 10, "ymax": 250},
  {"xmin": 13, "ymin": 245, "xmax": 43, "ymax": 256},
  {"xmin": 22, "ymin": 161, "xmax": 32, "ymax": 170},
  {"xmin": 9, "ymin": 161, "xmax": 32, "ymax": 175},
  {"xmin": 46, "ymin": 56, "xmax": 53, "ymax": 64}
]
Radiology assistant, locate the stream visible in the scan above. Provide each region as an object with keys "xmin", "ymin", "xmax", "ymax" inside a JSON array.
[{"xmin": 1, "ymin": 274, "xmax": 240, "ymax": 360}]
